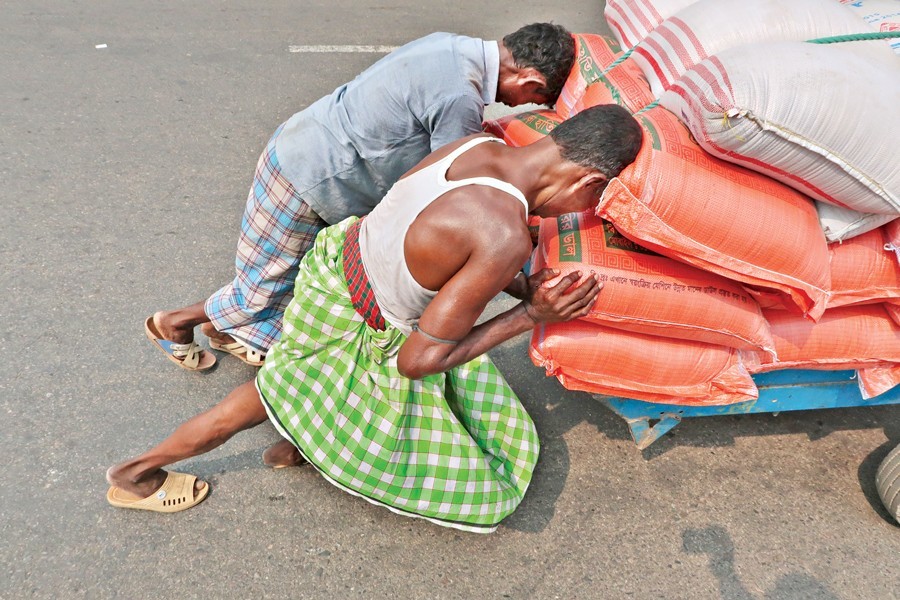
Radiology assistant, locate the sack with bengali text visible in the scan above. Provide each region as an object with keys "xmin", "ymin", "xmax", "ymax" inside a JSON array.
[
  {"xmin": 482, "ymin": 110, "xmax": 563, "ymax": 147},
  {"xmin": 570, "ymin": 57, "xmax": 655, "ymax": 115},
  {"xmin": 533, "ymin": 211, "xmax": 774, "ymax": 354}
]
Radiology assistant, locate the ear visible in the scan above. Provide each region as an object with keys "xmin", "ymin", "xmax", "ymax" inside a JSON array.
[
  {"xmin": 516, "ymin": 67, "xmax": 547, "ymax": 90},
  {"xmin": 575, "ymin": 171, "xmax": 607, "ymax": 192}
]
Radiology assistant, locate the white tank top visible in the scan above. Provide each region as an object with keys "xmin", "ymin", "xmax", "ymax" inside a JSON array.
[{"xmin": 358, "ymin": 137, "xmax": 529, "ymax": 335}]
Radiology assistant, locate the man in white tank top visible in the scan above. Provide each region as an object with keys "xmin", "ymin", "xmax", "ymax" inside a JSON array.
[{"xmin": 106, "ymin": 105, "xmax": 643, "ymax": 531}]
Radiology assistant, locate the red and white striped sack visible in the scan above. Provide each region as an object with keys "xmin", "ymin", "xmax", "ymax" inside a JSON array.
[
  {"xmin": 604, "ymin": 0, "xmax": 699, "ymax": 50},
  {"xmin": 631, "ymin": 0, "xmax": 874, "ymax": 99},
  {"xmin": 660, "ymin": 40, "xmax": 900, "ymax": 215}
]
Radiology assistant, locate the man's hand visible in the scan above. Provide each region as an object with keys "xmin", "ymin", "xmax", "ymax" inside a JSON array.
[{"xmin": 522, "ymin": 268, "xmax": 601, "ymax": 323}]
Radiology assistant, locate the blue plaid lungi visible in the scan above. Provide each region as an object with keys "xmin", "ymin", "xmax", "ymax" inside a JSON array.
[{"xmin": 205, "ymin": 125, "xmax": 327, "ymax": 353}]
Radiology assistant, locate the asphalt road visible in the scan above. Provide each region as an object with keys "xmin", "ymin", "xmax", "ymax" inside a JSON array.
[{"xmin": 1, "ymin": 1, "xmax": 898, "ymax": 598}]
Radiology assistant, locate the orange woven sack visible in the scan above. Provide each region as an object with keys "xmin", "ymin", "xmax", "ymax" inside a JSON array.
[
  {"xmin": 571, "ymin": 58, "xmax": 655, "ymax": 115},
  {"xmin": 482, "ymin": 110, "xmax": 563, "ymax": 147},
  {"xmin": 857, "ymin": 365, "xmax": 900, "ymax": 400},
  {"xmin": 556, "ymin": 34, "xmax": 624, "ymax": 119},
  {"xmin": 527, "ymin": 215, "xmax": 541, "ymax": 246},
  {"xmin": 747, "ymin": 304, "xmax": 900, "ymax": 373},
  {"xmin": 530, "ymin": 320, "xmax": 758, "ymax": 405},
  {"xmin": 885, "ymin": 302, "xmax": 900, "ymax": 327},
  {"xmin": 827, "ymin": 228, "xmax": 900, "ymax": 309},
  {"xmin": 597, "ymin": 106, "xmax": 831, "ymax": 320},
  {"xmin": 534, "ymin": 211, "xmax": 774, "ymax": 354}
]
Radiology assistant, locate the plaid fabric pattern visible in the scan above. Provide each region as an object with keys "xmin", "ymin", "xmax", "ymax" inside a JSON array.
[
  {"xmin": 256, "ymin": 218, "xmax": 540, "ymax": 533},
  {"xmin": 205, "ymin": 124, "xmax": 328, "ymax": 353},
  {"xmin": 342, "ymin": 218, "xmax": 387, "ymax": 331}
]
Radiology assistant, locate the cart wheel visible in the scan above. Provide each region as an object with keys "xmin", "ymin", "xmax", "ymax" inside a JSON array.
[{"xmin": 876, "ymin": 442, "xmax": 900, "ymax": 524}]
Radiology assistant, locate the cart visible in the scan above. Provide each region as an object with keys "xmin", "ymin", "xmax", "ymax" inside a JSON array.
[{"xmin": 594, "ymin": 368, "xmax": 900, "ymax": 523}]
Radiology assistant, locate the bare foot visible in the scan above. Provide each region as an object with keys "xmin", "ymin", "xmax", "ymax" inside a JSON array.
[
  {"xmin": 152, "ymin": 310, "xmax": 197, "ymax": 345},
  {"xmin": 106, "ymin": 463, "xmax": 206, "ymax": 500},
  {"xmin": 200, "ymin": 322, "xmax": 236, "ymax": 346},
  {"xmin": 262, "ymin": 439, "xmax": 305, "ymax": 468}
]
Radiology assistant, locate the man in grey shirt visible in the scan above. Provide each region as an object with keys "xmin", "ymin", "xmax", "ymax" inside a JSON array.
[{"xmin": 144, "ymin": 23, "xmax": 576, "ymax": 371}]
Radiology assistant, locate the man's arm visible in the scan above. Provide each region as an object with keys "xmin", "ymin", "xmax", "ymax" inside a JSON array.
[
  {"xmin": 396, "ymin": 245, "xmax": 601, "ymax": 380},
  {"xmin": 424, "ymin": 93, "xmax": 485, "ymax": 152}
]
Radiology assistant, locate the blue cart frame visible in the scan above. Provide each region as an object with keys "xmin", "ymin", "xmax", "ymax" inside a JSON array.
[{"xmin": 597, "ymin": 369, "xmax": 900, "ymax": 449}]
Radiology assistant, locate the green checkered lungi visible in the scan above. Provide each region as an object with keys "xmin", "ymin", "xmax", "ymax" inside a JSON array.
[{"xmin": 255, "ymin": 217, "xmax": 540, "ymax": 533}]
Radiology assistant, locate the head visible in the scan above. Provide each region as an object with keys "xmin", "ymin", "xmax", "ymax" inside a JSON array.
[
  {"xmin": 543, "ymin": 104, "xmax": 643, "ymax": 215},
  {"xmin": 497, "ymin": 23, "xmax": 575, "ymax": 107}
]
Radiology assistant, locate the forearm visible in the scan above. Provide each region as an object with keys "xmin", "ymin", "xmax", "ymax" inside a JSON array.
[{"xmin": 407, "ymin": 303, "xmax": 536, "ymax": 378}]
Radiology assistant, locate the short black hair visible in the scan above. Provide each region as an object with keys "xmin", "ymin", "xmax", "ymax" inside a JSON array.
[
  {"xmin": 549, "ymin": 104, "xmax": 643, "ymax": 178},
  {"xmin": 503, "ymin": 23, "xmax": 575, "ymax": 104}
]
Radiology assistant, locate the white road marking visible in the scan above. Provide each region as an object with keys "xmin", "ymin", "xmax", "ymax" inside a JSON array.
[{"xmin": 288, "ymin": 45, "xmax": 398, "ymax": 53}]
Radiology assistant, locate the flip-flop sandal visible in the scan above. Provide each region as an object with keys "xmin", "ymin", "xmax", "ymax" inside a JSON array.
[
  {"xmin": 209, "ymin": 339, "xmax": 266, "ymax": 367},
  {"xmin": 144, "ymin": 315, "xmax": 216, "ymax": 371},
  {"xmin": 107, "ymin": 471, "xmax": 209, "ymax": 513}
]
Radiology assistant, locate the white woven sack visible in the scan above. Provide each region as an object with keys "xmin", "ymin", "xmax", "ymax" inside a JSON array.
[
  {"xmin": 816, "ymin": 202, "xmax": 898, "ymax": 243},
  {"xmin": 838, "ymin": 0, "xmax": 900, "ymax": 54},
  {"xmin": 659, "ymin": 40, "xmax": 900, "ymax": 215},
  {"xmin": 604, "ymin": 0, "xmax": 698, "ymax": 49},
  {"xmin": 632, "ymin": 0, "xmax": 874, "ymax": 97}
]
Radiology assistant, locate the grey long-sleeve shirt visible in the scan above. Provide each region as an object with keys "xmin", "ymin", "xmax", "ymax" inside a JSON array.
[{"xmin": 274, "ymin": 32, "xmax": 499, "ymax": 224}]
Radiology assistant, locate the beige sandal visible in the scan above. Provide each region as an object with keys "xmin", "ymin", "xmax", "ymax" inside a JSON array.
[
  {"xmin": 144, "ymin": 315, "xmax": 216, "ymax": 371},
  {"xmin": 209, "ymin": 339, "xmax": 265, "ymax": 367},
  {"xmin": 107, "ymin": 471, "xmax": 209, "ymax": 513}
]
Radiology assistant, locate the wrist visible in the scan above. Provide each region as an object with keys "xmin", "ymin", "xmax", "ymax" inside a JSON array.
[{"xmin": 521, "ymin": 302, "xmax": 539, "ymax": 324}]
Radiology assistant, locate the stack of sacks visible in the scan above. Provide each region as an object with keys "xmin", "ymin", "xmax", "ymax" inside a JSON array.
[
  {"xmin": 484, "ymin": 1, "xmax": 900, "ymax": 404},
  {"xmin": 529, "ymin": 211, "xmax": 768, "ymax": 405},
  {"xmin": 747, "ymin": 305, "xmax": 900, "ymax": 400},
  {"xmin": 603, "ymin": 0, "xmax": 900, "ymax": 242}
]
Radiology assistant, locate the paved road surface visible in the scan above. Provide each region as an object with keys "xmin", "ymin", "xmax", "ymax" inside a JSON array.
[{"xmin": 1, "ymin": 1, "xmax": 897, "ymax": 598}]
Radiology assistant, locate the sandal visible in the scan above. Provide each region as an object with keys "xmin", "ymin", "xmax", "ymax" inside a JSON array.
[
  {"xmin": 209, "ymin": 339, "xmax": 266, "ymax": 367},
  {"xmin": 107, "ymin": 471, "xmax": 209, "ymax": 513},
  {"xmin": 144, "ymin": 315, "xmax": 216, "ymax": 371}
]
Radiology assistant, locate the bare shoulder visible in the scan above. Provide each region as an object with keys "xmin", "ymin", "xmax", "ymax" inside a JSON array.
[
  {"xmin": 443, "ymin": 186, "xmax": 533, "ymax": 262},
  {"xmin": 407, "ymin": 185, "xmax": 532, "ymax": 291}
]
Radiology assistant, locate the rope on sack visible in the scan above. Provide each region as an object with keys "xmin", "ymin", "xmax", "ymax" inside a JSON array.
[
  {"xmin": 807, "ymin": 31, "xmax": 900, "ymax": 44},
  {"xmin": 594, "ymin": 47, "xmax": 635, "ymax": 82},
  {"xmin": 635, "ymin": 100, "xmax": 659, "ymax": 115}
]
